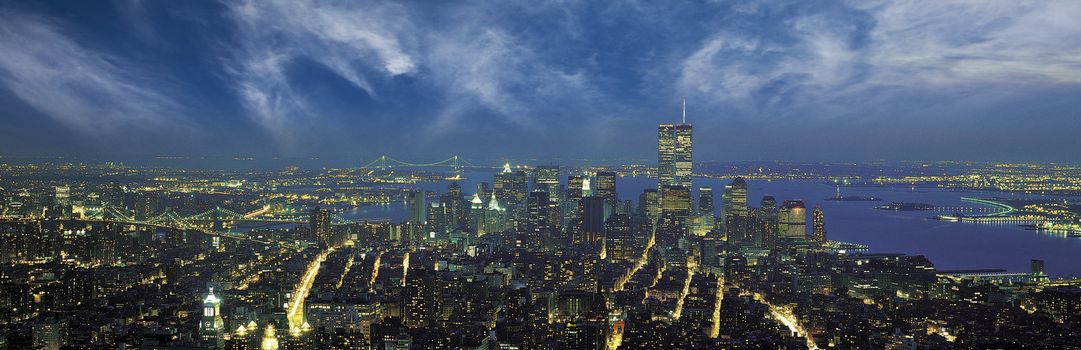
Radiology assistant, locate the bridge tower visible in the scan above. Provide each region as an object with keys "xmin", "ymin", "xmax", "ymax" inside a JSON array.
[{"xmin": 212, "ymin": 207, "xmax": 223, "ymax": 231}]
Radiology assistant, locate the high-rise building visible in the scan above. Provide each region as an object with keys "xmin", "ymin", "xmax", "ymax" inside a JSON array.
[
  {"xmin": 779, "ymin": 200, "xmax": 807, "ymax": 238},
  {"xmin": 200, "ymin": 287, "xmax": 225, "ymax": 349},
  {"xmin": 567, "ymin": 176, "xmax": 586, "ymax": 202},
  {"xmin": 477, "ymin": 182, "xmax": 492, "ymax": 206},
  {"xmin": 659, "ymin": 185, "xmax": 692, "ymax": 243},
  {"xmin": 759, "ymin": 196, "xmax": 779, "ymax": 246},
  {"xmin": 722, "ymin": 178, "xmax": 748, "ymax": 219},
  {"xmin": 533, "ymin": 166, "xmax": 561, "ymax": 200},
  {"xmin": 576, "ymin": 196, "xmax": 606, "ymax": 244},
  {"xmin": 31, "ymin": 320, "xmax": 68, "ymax": 350},
  {"xmin": 698, "ymin": 186, "xmax": 714, "ymax": 217},
  {"xmin": 639, "ymin": 189, "xmax": 661, "ymax": 223},
  {"xmin": 309, "ymin": 206, "xmax": 330, "ymax": 244},
  {"xmin": 657, "ymin": 124, "xmax": 676, "ymax": 187},
  {"xmin": 604, "ymin": 214, "xmax": 634, "ymax": 262},
  {"xmin": 595, "ymin": 172, "xmax": 617, "ymax": 200},
  {"xmin": 658, "ymin": 123, "xmax": 694, "ymax": 189},
  {"xmin": 407, "ymin": 190, "xmax": 426, "ymax": 225},
  {"xmin": 525, "ymin": 192, "xmax": 555, "ymax": 251},
  {"xmin": 812, "ymin": 205, "xmax": 826, "ymax": 242},
  {"xmin": 660, "ymin": 185, "xmax": 692, "ymax": 220},
  {"xmin": 673, "ymin": 124, "xmax": 693, "ymax": 188},
  {"xmin": 494, "ymin": 165, "xmax": 529, "ymax": 218}
]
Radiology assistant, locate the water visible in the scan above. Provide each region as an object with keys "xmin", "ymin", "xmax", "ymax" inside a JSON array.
[{"xmin": 339, "ymin": 170, "xmax": 1081, "ymax": 277}]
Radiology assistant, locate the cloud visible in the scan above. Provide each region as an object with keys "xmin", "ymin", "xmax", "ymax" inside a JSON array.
[
  {"xmin": 225, "ymin": 0, "xmax": 417, "ymax": 138},
  {"xmin": 224, "ymin": 0, "xmax": 609, "ymax": 143},
  {"xmin": 677, "ymin": 1, "xmax": 1081, "ymax": 119},
  {"xmin": 0, "ymin": 9, "xmax": 187, "ymax": 134}
]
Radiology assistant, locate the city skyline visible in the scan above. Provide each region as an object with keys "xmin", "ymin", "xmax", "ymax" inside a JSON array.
[
  {"xmin": 2, "ymin": 1, "xmax": 1081, "ymax": 349},
  {"xmin": 1, "ymin": 1, "xmax": 1080, "ymax": 162}
]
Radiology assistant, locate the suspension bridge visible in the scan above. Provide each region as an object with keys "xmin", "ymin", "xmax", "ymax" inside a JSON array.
[
  {"xmin": 83, "ymin": 205, "xmax": 362, "ymax": 235},
  {"xmin": 358, "ymin": 155, "xmax": 481, "ymax": 170}
]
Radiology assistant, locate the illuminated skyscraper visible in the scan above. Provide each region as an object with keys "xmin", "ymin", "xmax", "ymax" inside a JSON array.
[
  {"xmin": 779, "ymin": 200, "xmax": 807, "ymax": 237},
  {"xmin": 673, "ymin": 124, "xmax": 693, "ymax": 188},
  {"xmin": 406, "ymin": 190, "xmax": 426, "ymax": 225},
  {"xmin": 759, "ymin": 196, "xmax": 779, "ymax": 246},
  {"xmin": 723, "ymin": 178, "xmax": 749, "ymax": 241},
  {"xmin": 658, "ymin": 101, "xmax": 692, "ymax": 213},
  {"xmin": 309, "ymin": 206, "xmax": 330, "ymax": 244},
  {"xmin": 567, "ymin": 175, "xmax": 586, "ymax": 202},
  {"xmin": 812, "ymin": 205, "xmax": 826, "ymax": 242},
  {"xmin": 639, "ymin": 189, "xmax": 661, "ymax": 223},
  {"xmin": 657, "ymin": 124, "xmax": 676, "ymax": 187},
  {"xmin": 698, "ymin": 186, "xmax": 714, "ymax": 217},
  {"xmin": 576, "ymin": 196, "xmax": 606, "ymax": 244},
  {"xmin": 604, "ymin": 214, "xmax": 634, "ymax": 262},
  {"xmin": 722, "ymin": 178, "xmax": 748, "ymax": 219},
  {"xmin": 525, "ymin": 192, "xmax": 556, "ymax": 251},
  {"xmin": 200, "ymin": 287, "xmax": 225, "ymax": 349},
  {"xmin": 595, "ymin": 171, "xmax": 617, "ymax": 200},
  {"xmin": 533, "ymin": 166, "xmax": 561, "ymax": 201}
]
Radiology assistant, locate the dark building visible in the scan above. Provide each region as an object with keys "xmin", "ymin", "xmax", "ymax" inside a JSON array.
[{"xmin": 309, "ymin": 206, "xmax": 330, "ymax": 244}]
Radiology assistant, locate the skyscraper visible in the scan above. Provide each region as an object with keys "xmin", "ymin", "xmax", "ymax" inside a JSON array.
[
  {"xmin": 534, "ymin": 166, "xmax": 561, "ymax": 200},
  {"xmin": 309, "ymin": 206, "xmax": 330, "ymax": 244},
  {"xmin": 812, "ymin": 205, "xmax": 826, "ymax": 242},
  {"xmin": 698, "ymin": 186, "xmax": 714, "ymax": 217},
  {"xmin": 407, "ymin": 190, "xmax": 426, "ymax": 225},
  {"xmin": 657, "ymin": 124, "xmax": 676, "ymax": 187},
  {"xmin": 673, "ymin": 124, "xmax": 693, "ymax": 188},
  {"xmin": 722, "ymin": 178, "xmax": 749, "ymax": 241},
  {"xmin": 525, "ymin": 192, "xmax": 555, "ymax": 251},
  {"xmin": 604, "ymin": 214, "xmax": 634, "ymax": 262},
  {"xmin": 722, "ymin": 178, "xmax": 748, "ymax": 219},
  {"xmin": 759, "ymin": 196, "xmax": 779, "ymax": 246},
  {"xmin": 567, "ymin": 175, "xmax": 586, "ymax": 202},
  {"xmin": 576, "ymin": 196, "xmax": 606, "ymax": 244},
  {"xmin": 639, "ymin": 189, "xmax": 661, "ymax": 223},
  {"xmin": 595, "ymin": 171, "xmax": 617, "ymax": 200},
  {"xmin": 200, "ymin": 287, "xmax": 224, "ymax": 349},
  {"xmin": 658, "ymin": 101, "xmax": 693, "ymax": 213},
  {"xmin": 779, "ymin": 200, "xmax": 807, "ymax": 237}
]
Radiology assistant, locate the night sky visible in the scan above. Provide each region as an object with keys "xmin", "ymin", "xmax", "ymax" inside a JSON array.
[{"xmin": 1, "ymin": 1, "xmax": 1079, "ymax": 164}]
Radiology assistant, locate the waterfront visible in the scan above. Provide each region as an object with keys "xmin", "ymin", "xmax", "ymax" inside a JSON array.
[{"xmin": 343, "ymin": 170, "xmax": 1081, "ymax": 277}]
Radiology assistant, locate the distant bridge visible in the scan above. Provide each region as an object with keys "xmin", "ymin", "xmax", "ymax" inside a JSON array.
[
  {"xmin": 359, "ymin": 155, "xmax": 484, "ymax": 170},
  {"xmin": 86, "ymin": 205, "xmax": 363, "ymax": 230}
]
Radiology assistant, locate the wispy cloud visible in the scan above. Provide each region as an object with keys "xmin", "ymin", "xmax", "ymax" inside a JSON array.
[
  {"xmin": 678, "ymin": 1, "xmax": 1081, "ymax": 119},
  {"xmin": 225, "ymin": 0, "xmax": 417, "ymax": 139},
  {"xmin": 223, "ymin": 0, "xmax": 608, "ymax": 143},
  {"xmin": 0, "ymin": 9, "xmax": 188, "ymax": 134}
]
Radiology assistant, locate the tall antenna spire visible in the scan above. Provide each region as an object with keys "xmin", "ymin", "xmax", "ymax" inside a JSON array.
[{"xmin": 681, "ymin": 97, "xmax": 686, "ymax": 124}]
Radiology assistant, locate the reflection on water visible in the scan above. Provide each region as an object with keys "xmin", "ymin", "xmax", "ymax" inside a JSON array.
[{"xmin": 266, "ymin": 169, "xmax": 1081, "ymax": 277}]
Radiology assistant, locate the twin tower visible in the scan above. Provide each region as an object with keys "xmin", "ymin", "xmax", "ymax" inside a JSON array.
[{"xmin": 658, "ymin": 99, "xmax": 693, "ymax": 190}]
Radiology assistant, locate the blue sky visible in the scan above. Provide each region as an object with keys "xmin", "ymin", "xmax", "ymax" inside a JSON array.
[{"xmin": 1, "ymin": 0, "xmax": 1079, "ymax": 164}]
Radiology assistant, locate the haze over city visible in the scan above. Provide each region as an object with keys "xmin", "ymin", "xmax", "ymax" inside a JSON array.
[{"xmin": 1, "ymin": 1, "xmax": 1080, "ymax": 162}]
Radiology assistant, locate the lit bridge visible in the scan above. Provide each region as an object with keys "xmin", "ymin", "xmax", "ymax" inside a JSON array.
[
  {"xmin": 87, "ymin": 205, "xmax": 361, "ymax": 227},
  {"xmin": 359, "ymin": 155, "xmax": 484, "ymax": 170},
  {"xmin": 77, "ymin": 205, "xmax": 369, "ymax": 247}
]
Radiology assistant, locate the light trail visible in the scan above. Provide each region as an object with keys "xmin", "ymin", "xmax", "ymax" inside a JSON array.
[
  {"xmin": 400, "ymin": 252, "xmax": 410, "ymax": 287},
  {"xmin": 671, "ymin": 256, "xmax": 698, "ymax": 320},
  {"xmin": 369, "ymin": 252, "xmax": 383, "ymax": 286},
  {"xmin": 709, "ymin": 275, "xmax": 724, "ymax": 338},
  {"xmin": 613, "ymin": 226, "xmax": 656, "ymax": 292},
  {"xmin": 335, "ymin": 253, "xmax": 354, "ymax": 289},
  {"xmin": 754, "ymin": 293, "xmax": 819, "ymax": 350},
  {"xmin": 244, "ymin": 205, "xmax": 272, "ymax": 218},
  {"xmin": 286, "ymin": 248, "xmax": 333, "ymax": 334}
]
